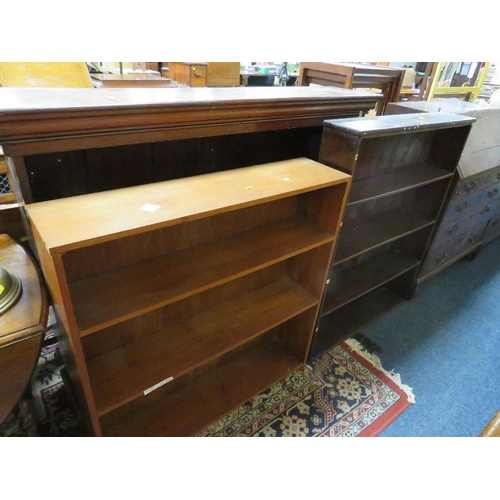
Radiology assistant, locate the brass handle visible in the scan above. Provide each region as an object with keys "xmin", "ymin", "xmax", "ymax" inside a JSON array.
[
  {"xmin": 481, "ymin": 205, "xmax": 491, "ymax": 215},
  {"xmin": 447, "ymin": 224, "xmax": 459, "ymax": 235},
  {"xmin": 465, "ymin": 180, "xmax": 478, "ymax": 192},
  {"xmin": 488, "ymin": 189, "xmax": 498, "ymax": 198},
  {"xmin": 436, "ymin": 253, "xmax": 448, "ymax": 263},
  {"xmin": 457, "ymin": 202, "xmax": 469, "ymax": 212}
]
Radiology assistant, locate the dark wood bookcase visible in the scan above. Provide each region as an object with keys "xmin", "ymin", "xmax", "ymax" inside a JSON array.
[
  {"xmin": 386, "ymin": 100, "xmax": 500, "ymax": 283},
  {"xmin": 26, "ymin": 158, "xmax": 350, "ymax": 436},
  {"xmin": 309, "ymin": 112, "xmax": 475, "ymax": 358}
]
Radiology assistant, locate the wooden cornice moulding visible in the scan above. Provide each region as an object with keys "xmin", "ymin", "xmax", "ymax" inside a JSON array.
[{"xmin": 0, "ymin": 87, "xmax": 380, "ymax": 155}]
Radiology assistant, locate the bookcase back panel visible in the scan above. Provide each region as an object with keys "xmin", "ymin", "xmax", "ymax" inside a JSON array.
[
  {"xmin": 81, "ymin": 260, "xmax": 290, "ymax": 359},
  {"xmin": 98, "ymin": 319, "xmax": 310, "ymax": 436},
  {"xmin": 342, "ymin": 180, "xmax": 449, "ymax": 222},
  {"xmin": 24, "ymin": 127, "xmax": 325, "ymax": 202},
  {"xmin": 62, "ymin": 195, "xmax": 299, "ymax": 282}
]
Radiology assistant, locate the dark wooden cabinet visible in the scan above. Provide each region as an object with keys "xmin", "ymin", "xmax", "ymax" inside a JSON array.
[
  {"xmin": 309, "ymin": 112, "xmax": 475, "ymax": 358},
  {"xmin": 386, "ymin": 100, "xmax": 500, "ymax": 282}
]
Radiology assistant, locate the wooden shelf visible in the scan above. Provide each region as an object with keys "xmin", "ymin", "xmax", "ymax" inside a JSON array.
[
  {"xmin": 88, "ymin": 277, "xmax": 318, "ymax": 415},
  {"xmin": 334, "ymin": 209, "xmax": 435, "ymax": 264},
  {"xmin": 311, "ymin": 288, "xmax": 405, "ymax": 359},
  {"xmin": 311, "ymin": 112, "xmax": 474, "ymax": 359},
  {"xmin": 323, "ymin": 251, "xmax": 420, "ymax": 314},
  {"xmin": 102, "ymin": 337, "xmax": 301, "ymax": 437},
  {"xmin": 71, "ymin": 218, "xmax": 332, "ymax": 336},
  {"xmin": 348, "ymin": 164, "xmax": 453, "ymax": 205},
  {"xmin": 27, "ymin": 158, "xmax": 350, "ymax": 436},
  {"xmin": 25, "ymin": 157, "xmax": 342, "ymax": 254}
]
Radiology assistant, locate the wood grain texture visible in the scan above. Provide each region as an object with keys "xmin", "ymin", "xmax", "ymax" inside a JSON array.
[
  {"xmin": 88, "ymin": 278, "xmax": 317, "ymax": 415},
  {"xmin": 0, "ymin": 234, "xmax": 47, "ymax": 425},
  {"xmin": 313, "ymin": 112, "xmax": 473, "ymax": 358},
  {"xmin": 69, "ymin": 218, "xmax": 332, "ymax": 335},
  {"xmin": 0, "ymin": 62, "xmax": 93, "ymax": 88},
  {"xmin": 101, "ymin": 337, "xmax": 302, "ymax": 437},
  {"xmin": 26, "ymin": 158, "xmax": 349, "ymax": 253},
  {"xmin": 298, "ymin": 62, "xmax": 404, "ymax": 114},
  {"xmin": 0, "ymin": 334, "xmax": 42, "ymax": 424},
  {"xmin": 480, "ymin": 410, "xmax": 500, "ymax": 437},
  {"xmin": 0, "ymin": 86, "xmax": 380, "ymax": 157}
]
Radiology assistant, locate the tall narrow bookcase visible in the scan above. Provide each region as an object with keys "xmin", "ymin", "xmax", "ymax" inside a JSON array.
[
  {"xmin": 25, "ymin": 158, "xmax": 350, "ymax": 436},
  {"xmin": 309, "ymin": 113, "xmax": 475, "ymax": 358}
]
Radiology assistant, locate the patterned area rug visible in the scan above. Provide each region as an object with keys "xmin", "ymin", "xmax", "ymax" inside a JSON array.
[
  {"xmin": 197, "ymin": 339, "xmax": 415, "ymax": 437},
  {"xmin": 1, "ymin": 332, "xmax": 414, "ymax": 437}
]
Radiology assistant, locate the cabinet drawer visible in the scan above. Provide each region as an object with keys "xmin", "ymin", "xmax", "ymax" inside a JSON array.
[
  {"xmin": 189, "ymin": 65, "xmax": 207, "ymax": 87},
  {"xmin": 442, "ymin": 194, "xmax": 481, "ymax": 223},
  {"xmin": 483, "ymin": 198, "xmax": 500, "ymax": 241},
  {"xmin": 420, "ymin": 232, "xmax": 470, "ymax": 276},
  {"xmin": 487, "ymin": 167, "xmax": 500, "ymax": 187},
  {"xmin": 464, "ymin": 219, "xmax": 489, "ymax": 248},
  {"xmin": 484, "ymin": 216, "xmax": 500, "ymax": 241},
  {"xmin": 421, "ymin": 218, "xmax": 487, "ymax": 277},
  {"xmin": 452, "ymin": 175, "xmax": 490, "ymax": 200},
  {"xmin": 432, "ymin": 215, "xmax": 475, "ymax": 248}
]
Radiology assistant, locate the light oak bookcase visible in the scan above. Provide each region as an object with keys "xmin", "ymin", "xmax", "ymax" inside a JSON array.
[{"xmin": 26, "ymin": 158, "xmax": 350, "ymax": 436}]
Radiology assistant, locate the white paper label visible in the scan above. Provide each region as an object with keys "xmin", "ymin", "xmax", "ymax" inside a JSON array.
[
  {"xmin": 144, "ymin": 376, "xmax": 173, "ymax": 396},
  {"xmin": 140, "ymin": 203, "xmax": 160, "ymax": 213}
]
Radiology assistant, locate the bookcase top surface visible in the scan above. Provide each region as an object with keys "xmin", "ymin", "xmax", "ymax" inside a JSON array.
[
  {"xmin": 323, "ymin": 112, "xmax": 476, "ymax": 137},
  {"xmin": 0, "ymin": 86, "xmax": 375, "ymax": 115},
  {"xmin": 26, "ymin": 158, "xmax": 350, "ymax": 253},
  {"xmin": 0, "ymin": 86, "xmax": 380, "ymax": 155}
]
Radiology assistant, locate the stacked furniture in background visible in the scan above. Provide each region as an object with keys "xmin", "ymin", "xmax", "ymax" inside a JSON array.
[
  {"xmin": 309, "ymin": 112, "xmax": 475, "ymax": 358},
  {"xmin": 386, "ymin": 100, "xmax": 500, "ymax": 282},
  {"xmin": 298, "ymin": 62, "xmax": 405, "ymax": 115},
  {"xmin": 168, "ymin": 62, "xmax": 241, "ymax": 87}
]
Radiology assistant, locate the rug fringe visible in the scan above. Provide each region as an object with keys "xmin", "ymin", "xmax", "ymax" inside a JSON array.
[{"xmin": 345, "ymin": 339, "xmax": 416, "ymax": 404}]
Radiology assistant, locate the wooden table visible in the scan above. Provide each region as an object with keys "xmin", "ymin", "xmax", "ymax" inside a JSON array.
[
  {"xmin": 91, "ymin": 73, "xmax": 174, "ymax": 88},
  {"xmin": 0, "ymin": 234, "xmax": 48, "ymax": 425}
]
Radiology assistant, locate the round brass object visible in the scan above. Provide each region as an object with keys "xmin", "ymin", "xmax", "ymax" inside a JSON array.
[{"xmin": 0, "ymin": 266, "xmax": 22, "ymax": 315}]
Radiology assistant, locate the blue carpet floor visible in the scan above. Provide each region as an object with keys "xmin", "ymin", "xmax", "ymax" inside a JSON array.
[{"xmin": 357, "ymin": 236, "xmax": 500, "ymax": 437}]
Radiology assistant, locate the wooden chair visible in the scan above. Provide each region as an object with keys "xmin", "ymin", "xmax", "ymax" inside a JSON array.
[{"xmin": 298, "ymin": 62, "xmax": 404, "ymax": 114}]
